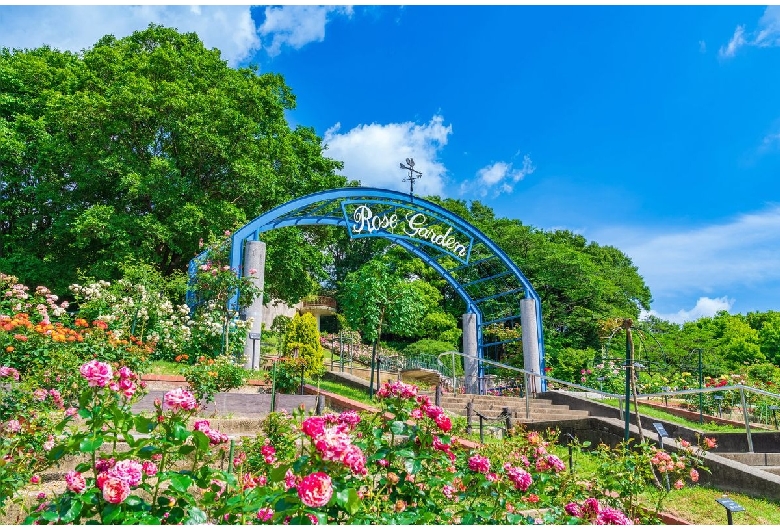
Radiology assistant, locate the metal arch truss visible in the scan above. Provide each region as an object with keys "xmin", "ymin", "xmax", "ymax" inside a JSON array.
[{"xmin": 186, "ymin": 187, "xmax": 546, "ymax": 383}]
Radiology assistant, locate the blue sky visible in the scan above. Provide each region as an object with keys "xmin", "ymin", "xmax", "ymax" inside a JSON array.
[{"xmin": 2, "ymin": 4, "xmax": 780, "ymax": 324}]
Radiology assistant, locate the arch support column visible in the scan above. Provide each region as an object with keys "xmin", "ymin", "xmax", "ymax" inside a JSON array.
[
  {"xmin": 242, "ymin": 240, "xmax": 266, "ymax": 370},
  {"xmin": 462, "ymin": 313, "xmax": 479, "ymax": 394},
  {"xmin": 520, "ymin": 297, "xmax": 541, "ymax": 393}
]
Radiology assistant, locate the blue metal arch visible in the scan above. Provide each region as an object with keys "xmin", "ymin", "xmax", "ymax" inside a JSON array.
[{"xmin": 187, "ymin": 187, "xmax": 546, "ymax": 387}]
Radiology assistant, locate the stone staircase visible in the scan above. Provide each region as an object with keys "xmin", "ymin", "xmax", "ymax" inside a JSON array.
[
  {"xmin": 718, "ymin": 453, "xmax": 780, "ymax": 476},
  {"xmin": 428, "ymin": 393, "xmax": 590, "ymax": 423}
]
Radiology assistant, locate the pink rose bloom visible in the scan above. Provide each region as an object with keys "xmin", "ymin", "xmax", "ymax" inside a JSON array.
[
  {"xmin": 109, "ymin": 459, "xmax": 143, "ymax": 487},
  {"xmin": 193, "ymin": 419, "xmax": 210, "ymax": 431},
  {"xmin": 301, "ymin": 417, "xmax": 326, "ymax": 438},
  {"xmin": 257, "ymin": 507, "xmax": 274, "ymax": 522},
  {"xmin": 0, "ymin": 366, "xmax": 20, "ymax": 380},
  {"xmin": 65, "ymin": 407, "xmax": 78, "ymax": 417},
  {"xmin": 506, "ymin": 466, "xmax": 533, "ymax": 492},
  {"xmin": 102, "ymin": 477, "xmax": 130, "ymax": 504},
  {"xmin": 118, "ymin": 366, "xmax": 133, "ymax": 379},
  {"xmin": 307, "ymin": 513, "xmax": 319, "ymax": 525},
  {"xmin": 442, "ymin": 484, "xmax": 456, "ymax": 500},
  {"xmin": 163, "ymin": 388, "xmax": 197, "ymax": 411},
  {"xmin": 377, "ymin": 458, "xmax": 389, "ymax": 467},
  {"xmin": 674, "ymin": 479, "xmax": 684, "ymax": 490},
  {"xmin": 583, "ymin": 497, "xmax": 600, "ymax": 516},
  {"xmin": 595, "ymin": 506, "xmax": 634, "ymax": 525},
  {"xmin": 565, "ymin": 502, "xmax": 582, "ymax": 517},
  {"xmin": 43, "ymin": 435, "xmax": 55, "ymax": 452},
  {"xmin": 261, "ymin": 445, "xmax": 277, "ymax": 464},
  {"xmin": 434, "ymin": 413, "xmax": 452, "ymax": 432},
  {"xmin": 6, "ymin": 419, "xmax": 21, "ymax": 433},
  {"xmin": 410, "ymin": 408, "xmax": 423, "ymax": 419},
  {"xmin": 337, "ymin": 410, "xmax": 361, "ymax": 428},
  {"xmin": 468, "ymin": 454, "xmax": 491, "ymax": 474},
  {"xmin": 96, "ymin": 472, "xmax": 109, "ymax": 490},
  {"xmin": 284, "ymin": 469, "xmax": 299, "ymax": 490},
  {"xmin": 690, "ymin": 468, "xmax": 699, "ymax": 482},
  {"xmin": 142, "ymin": 461, "xmax": 158, "ymax": 476},
  {"xmin": 30, "ymin": 475, "xmax": 40, "ymax": 484},
  {"xmin": 297, "ymin": 472, "xmax": 333, "ymax": 508},
  {"xmin": 33, "ymin": 388, "xmax": 48, "ymax": 401},
  {"xmin": 341, "ymin": 444, "xmax": 367, "ymax": 475},
  {"xmin": 80, "ymin": 360, "xmax": 113, "ymax": 388},
  {"xmin": 313, "ymin": 427, "xmax": 351, "ymax": 461},
  {"xmin": 65, "ymin": 471, "xmax": 87, "ymax": 494}
]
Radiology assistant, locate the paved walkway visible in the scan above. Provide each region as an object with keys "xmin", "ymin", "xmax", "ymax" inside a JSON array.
[{"xmin": 131, "ymin": 390, "xmax": 318, "ymax": 418}]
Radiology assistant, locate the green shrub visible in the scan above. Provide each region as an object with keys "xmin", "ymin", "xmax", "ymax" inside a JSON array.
[
  {"xmin": 403, "ymin": 338, "xmax": 456, "ymax": 358},
  {"xmin": 182, "ymin": 355, "xmax": 248, "ymax": 405}
]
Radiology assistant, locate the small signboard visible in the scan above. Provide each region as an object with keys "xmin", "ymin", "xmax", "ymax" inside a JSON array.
[
  {"xmin": 652, "ymin": 422, "xmax": 668, "ymax": 438},
  {"xmin": 248, "ymin": 332, "xmax": 261, "ymax": 340},
  {"xmin": 716, "ymin": 498, "xmax": 745, "ymax": 512}
]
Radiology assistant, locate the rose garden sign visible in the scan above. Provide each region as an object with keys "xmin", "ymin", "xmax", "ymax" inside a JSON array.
[{"xmin": 187, "ymin": 187, "xmax": 546, "ymax": 393}]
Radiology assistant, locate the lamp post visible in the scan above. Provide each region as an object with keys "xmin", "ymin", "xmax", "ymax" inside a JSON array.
[{"xmin": 697, "ymin": 348, "xmax": 704, "ymax": 425}]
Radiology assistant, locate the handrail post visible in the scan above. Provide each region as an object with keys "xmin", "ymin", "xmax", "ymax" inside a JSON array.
[
  {"xmin": 466, "ymin": 401, "xmax": 473, "ymax": 434},
  {"xmin": 435, "ymin": 384, "xmax": 442, "ymax": 407},
  {"xmin": 740, "ymin": 387, "xmax": 754, "ymax": 453},
  {"xmin": 524, "ymin": 371, "xmax": 530, "ymax": 419},
  {"xmin": 503, "ymin": 406, "xmax": 512, "ymax": 435},
  {"xmin": 479, "ymin": 414, "xmax": 484, "ymax": 444},
  {"xmin": 452, "ymin": 351, "xmax": 457, "ymax": 392}
]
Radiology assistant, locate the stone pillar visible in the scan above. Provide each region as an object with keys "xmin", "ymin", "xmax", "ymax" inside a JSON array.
[
  {"xmin": 242, "ymin": 240, "xmax": 266, "ymax": 370},
  {"xmin": 520, "ymin": 297, "xmax": 541, "ymax": 393},
  {"xmin": 462, "ymin": 313, "xmax": 479, "ymax": 394}
]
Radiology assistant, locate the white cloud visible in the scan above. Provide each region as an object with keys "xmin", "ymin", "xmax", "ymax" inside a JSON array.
[
  {"xmin": 461, "ymin": 154, "xmax": 535, "ymax": 197},
  {"xmin": 592, "ymin": 206, "xmax": 780, "ymax": 301},
  {"xmin": 699, "ymin": 40, "xmax": 706, "ymax": 53},
  {"xmin": 0, "ymin": 5, "xmax": 261, "ymax": 66},
  {"xmin": 760, "ymin": 131, "xmax": 780, "ymax": 151},
  {"xmin": 719, "ymin": 25, "xmax": 746, "ymax": 59},
  {"xmin": 641, "ymin": 296, "xmax": 734, "ymax": 324},
  {"xmin": 258, "ymin": 5, "xmax": 353, "ymax": 57},
  {"xmin": 719, "ymin": 6, "xmax": 780, "ymax": 59},
  {"xmin": 323, "ymin": 115, "xmax": 453, "ymax": 196}
]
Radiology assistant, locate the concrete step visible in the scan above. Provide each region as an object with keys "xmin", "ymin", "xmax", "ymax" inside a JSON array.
[
  {"xmin": 719, "ymin": 453, "xmax": 780, "ymax": 466},
  {"xmin": 439, "ymin": 397, "xmax": 553, "ymax": 407},
  {"xmin": 756, "ymin": 466, "xmax": 780, "ymax": 476}
]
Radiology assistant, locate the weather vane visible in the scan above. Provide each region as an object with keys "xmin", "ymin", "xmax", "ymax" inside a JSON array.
[{"xmin": 400, "ymin": 157, "xmax": 422, "ymax": 198}]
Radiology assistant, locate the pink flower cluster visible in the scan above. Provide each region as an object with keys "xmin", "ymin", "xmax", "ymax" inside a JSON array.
[
  {"xmin": 108, "ymin": 366, "xmax": 139, "ymax": 399},
  {"xmin": 297, "ymin": 472, "xmax": 333, "ymax": 508},
  {"xmin": 375, "ymin": 380, "xmax": 418, "ymax": 400},
  {"xmin": 193, "ymin": 419, "xmax": 228, "ymax": 445},
  {"xmin": 504, "ymin": 463, "xmax": 533, "ymax": 492},
  {"xmin": 5, "ymin": 419, "xmax": 21, "ymax": 433},
  {"xmin": 0, "ymin": 366, "xmax": 20, "ymax": 380},
  {"xmin": 163, "ymin": 388, "xmax": 198, "ymax": 411},
  {"xmin": 565, "ymin": 498, "xmax": 633, "ymax": 525},
  {"xmin": 468, "ymin": 454, "xmax": 491, "ymax": 474},
  {"xmin": 301, "ymin": 414, "xmax": 367, "ymax": 475},
  {"xmin": 65, "ymin": 471, "xmax": 86, "ymax": 494},
  {"xmin": 432, "ymin": 435, "xmax": 456, "ymax": 462},
  {"xmin": 80, "ymin": 360, "xmax": 113, "ymax": 388},
  {"xmin": 535, "ymin": 454, "xmax": 566, "ymax": 473},
  {"xmin": 412, "ymin": 395, "xmax": 453, "ymax": 433},
  {"xmin": 93, "ymin": 458, "xmax": 148, "ymax": 504}
]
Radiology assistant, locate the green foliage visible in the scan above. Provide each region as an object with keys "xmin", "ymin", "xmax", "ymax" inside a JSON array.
[
  {"xmin": 181, "ymin": 355, "xmax": 248, "ymax": 405},
  {"xmin": 403, "ymin": 339, "xmax": 457, "ymax": 358},
  {"xmin": 283, "ymin": 313, "xmax": 325, "ymax": 378},
  {"xmin": 546, "ymin": 346, "xmax": 597, "ymax": 384},
  {"xmin": 0, "ymin": 24, "xmax": 347, "ymax": 302}
]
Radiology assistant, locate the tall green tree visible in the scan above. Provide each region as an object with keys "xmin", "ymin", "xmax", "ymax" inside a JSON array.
[
  {"xmin": 0, "ymin": 25, "xmax": 347, "ymax": 302},
  {"xmin": 338, "ymin": 258, "xmax": 439, "ymax": 393}
]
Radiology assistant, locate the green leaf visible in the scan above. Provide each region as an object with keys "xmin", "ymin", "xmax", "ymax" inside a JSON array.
[
  {"xmin": 336, "ymin": 488, "xmax": 360, "ymax": 515},
  {"xmin": 59, "ymin": 498, "xmax": 83, "ymax": 523},
  {"xmin": 79, "ymin": 435, "xmax": 104, "ymax": 452},
  {"xmin": 192, "ymin": 430, "xmax": 210, "ymax": 451},
  {"xmin": 101, "ymin": 503, "xmax": 120, "ymax": 524},
  {"xmin": 47, "ymin": 445, "xmax": 66, "ymax": 461},
  {"xmin": 41, "ymin": 508, "xmax": 60, "ymax": 522},
  {"xmin": 134, "ymin": 415, "xmax": 157, "ymax": 434},
  {"xmin": 183, "ymin": 507, "xmax": 208, "ymax": 525},
  {"xmin": 168, "ymin": 474, "xmax": 193, "ymax": 493},
  {"xmin": 269, "ymin": 465, "xmax": 288, "ymax": 483},
  {"xmin": 389, "ymin": 420, "xmax": 406, "ymax": 435},
  {"xmin": 403, "ymin": 458, "xmax": 421, "ymax": 475},
  {"xmin": 172, "ymin": 422, "xmax": 190, "ymax": 441}
]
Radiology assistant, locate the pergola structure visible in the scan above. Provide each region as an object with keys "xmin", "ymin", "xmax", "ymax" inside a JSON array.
[{"xmin": 187, "ymin": 187, "xmax": 546, "ymax": 392}]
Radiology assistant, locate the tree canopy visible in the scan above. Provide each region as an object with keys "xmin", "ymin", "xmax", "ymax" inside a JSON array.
[{"xmin": 0, "ymin": 25, "xmax": 347, "ymax": 302}]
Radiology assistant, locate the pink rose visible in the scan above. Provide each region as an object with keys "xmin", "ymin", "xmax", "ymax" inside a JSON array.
[
  {"xmin": 468, "ymin": 454, "xmax": 491, "ymax": 474},
  {"xmin": 257, "ymin": 507, "xmax": 274, "ymax": 522},
  {"xmin": 297, "ymin": 472, "xmax": 333, "ymax": 508},
  {"xmin": 142, "ymin": 461, "xmax": 158, "ymax": 476},
  {"xmin": 301, "ymin": 417, "xmax": 326, "ymax": 438},
  {"xmin": 65, "ymin": 471, "xmax": 86, "ymax": 494},
  {"xmin": 102, "ymin": 477, "xmax": 130, "ymax": 504},
  {"xmin": 79, "ymin": 360, "xmax": 113, "ymax": 388},
  {"xmin": 109, "ymin": 459, "xmax": 143, "ymax": 487},
  {"xmin": 163, "ymin": 388, "xmax": 197, "ymax": 411}
]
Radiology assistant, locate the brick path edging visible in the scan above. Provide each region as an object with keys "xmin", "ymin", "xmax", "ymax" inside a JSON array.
[{"xmin": 140, "ymin": 373, "xmax": 271, "ymax": 388}]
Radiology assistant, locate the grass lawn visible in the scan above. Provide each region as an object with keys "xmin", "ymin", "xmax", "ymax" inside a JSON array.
[{"xmin": 596, "ymin": 398, "xmax": 770, "ymax": 433}]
